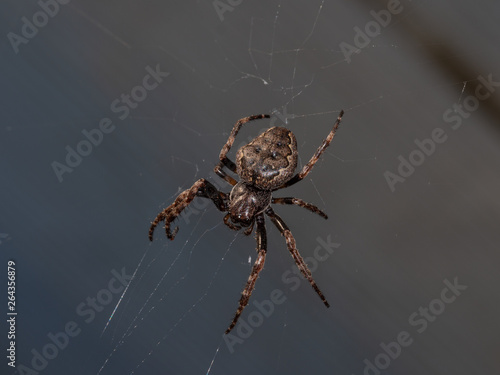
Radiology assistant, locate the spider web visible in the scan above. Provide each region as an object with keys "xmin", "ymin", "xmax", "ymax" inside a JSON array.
[
  {"xmin": 94, "ymin": 3, "xmax": 339, "ymax": 371},
  {"xmin": 97, "ymin": 212, "xmax": 238, "ymax": 374},
  {"xmin": 92, "ymin": 0, "xmax": 481, "ymax": 374}
]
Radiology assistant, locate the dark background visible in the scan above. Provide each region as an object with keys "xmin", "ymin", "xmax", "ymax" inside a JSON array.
[{"xmin": 1, "ymin": 0, "xmax": 499, "ymax": 374}]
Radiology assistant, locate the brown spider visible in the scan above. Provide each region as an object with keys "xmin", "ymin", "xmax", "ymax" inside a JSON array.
[{"xmin": 149, "ymin": 110, "xmax": 344, "ymax": 334}]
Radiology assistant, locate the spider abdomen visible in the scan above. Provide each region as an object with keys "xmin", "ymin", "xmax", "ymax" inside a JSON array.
[
  {"xmin": 229, "ymin": 182, "xmax": 271, "ymax": 227},
  {"xmin": 236, "ymin": 127, "xmax": 298, "ymax": 190}
]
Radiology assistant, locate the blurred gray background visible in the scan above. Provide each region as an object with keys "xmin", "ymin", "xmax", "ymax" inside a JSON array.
[{"xmin": 1, "ymin": 0, "xmax": 499, "ymax": 374}]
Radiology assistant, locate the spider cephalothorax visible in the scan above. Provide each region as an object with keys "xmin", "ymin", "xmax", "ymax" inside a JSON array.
[
  {"xmin": 227, "ymin": 182, "xmax": 271, "ymax": 229},
  {"xmin": 149, "ymin": 110, "xmax": 344, "ymax": 334}
]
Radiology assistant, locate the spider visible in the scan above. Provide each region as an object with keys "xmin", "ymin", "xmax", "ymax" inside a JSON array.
[{"xmin": 149, "ymin": 110, "xmax": 344, "ymax": 334}]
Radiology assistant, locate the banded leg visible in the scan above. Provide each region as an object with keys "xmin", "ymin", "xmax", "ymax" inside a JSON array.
[
  {"xmin": 277, "ymin": 110, "xmax": 344, "ymax": 190},
  {"xmin": 214, "ymin": 165, "xmax": 238, "ymax": 186},
  {"xmin": 266, "ymin": 207, "xmax": 330, "ymax": 308},
  {"xmin": 215, "ymin": 114, "xmax": 270, "ymax": 185},
  {"xmin": 226, "ymin": 214, "xmax": 267, "ymax": 334},
  {"xmin": 272, "ymin": 197, "xmax": 328, "ymax": 219},
  {"xmin": 149, "ymin": 178, "xmax": 228, "ymax": 241}
]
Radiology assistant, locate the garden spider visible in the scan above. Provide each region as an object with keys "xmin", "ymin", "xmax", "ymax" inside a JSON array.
[{"xmin": 149, "ymin": 110, "xmax": 344, "ymax": 333}]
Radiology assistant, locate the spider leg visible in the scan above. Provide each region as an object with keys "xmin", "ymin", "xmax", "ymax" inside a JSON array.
[
  {"xmin": 214, "ymin": 165, "xmax": 238, "ymax": 186},
  {"xmin": 272, "ymin": 197, "xmax": 328, "ymax": 219},
  {"xmin": 276, "ymin": 110, "xmax": 344, "ymax": 190},
  {"xmin": 265, "ymin": 207, "xmax": 330, "ymax": 308},
  {"xmin": 226, "ymin": 214, "xmax": 266, "ymax": 334},
  {"xmin": 218, "ymin": 114, "xmax": 270, "ymax": 167},
  {"xmin": 149, "ymin": 178, "xmax": 228, "ymax": 241},
  {"xmin": 214, "ymin": 114, "xmax": 270, "ymax": 185}
]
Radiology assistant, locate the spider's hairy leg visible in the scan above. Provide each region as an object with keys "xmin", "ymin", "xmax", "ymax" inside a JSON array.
[
  {"xmin": 272, "ymin": 197, "xmax": 328, "ymax": 219},
  {"xmin": 226, "ymin": 214, "xmax": 266, "ymax": 334},
  {"xmin": 265, "ymin": 207, "xmax": 330, "ymax": 308},
  {"xmin": 218, "ymin": 114, "xmax": 270, "ymax": 165},
  {"xmin": 277, "ymin": 110, "xmax": 344, "ymax": 190},
  {"xmin": 149, "ymin": 178, "xmax": 228, "ymax": 241},
  {"xmin": 214, "ymin": 166, "xmax": 237, "ymax": 186},
  {"xmin": 215, "ymin": 114, "xmax": 270, "ymax": 185}
]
